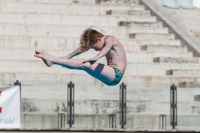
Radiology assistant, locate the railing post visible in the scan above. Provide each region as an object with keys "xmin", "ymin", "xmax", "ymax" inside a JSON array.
[
  {"xmin": 109, "ymin": 114, "xmax": 116, "ymax": 128},
  {"xmin": 159, "ymin": 114, "xmax": 166, "ymax": 129},
  {"xmin": 170, "ymin": 84, "xmax": 177, "ymax": 129},
  {"xmin": 67, "ymin": 81, "xmax": 74, "ymax": 128},
  {"xmin": 119, "ymin": 82, "xmax": 126, "ymax": 129},
  {"xmin": 58, "ymin": 113, "xmax": 65, "ymax": 129}
]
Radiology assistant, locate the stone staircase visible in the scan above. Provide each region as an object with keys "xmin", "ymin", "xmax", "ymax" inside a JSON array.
[{"xmin": 0, "ymin": 0, "xmax": 200, "ymax": 130}]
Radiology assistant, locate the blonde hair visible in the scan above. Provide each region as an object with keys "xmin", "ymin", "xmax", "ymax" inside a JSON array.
[{"xmin": 80, "ymin": 28, "xmax": 104, "ymax": 52}]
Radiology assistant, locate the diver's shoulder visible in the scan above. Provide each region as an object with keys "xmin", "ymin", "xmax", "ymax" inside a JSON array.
[{"xmin": 105, "ymin": 35, "xmax": 114, "ymax": 40}]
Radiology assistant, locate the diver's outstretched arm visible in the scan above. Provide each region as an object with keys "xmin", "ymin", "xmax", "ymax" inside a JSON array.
[{"xmin": 59, "ymin": 47, "xmax": 89, "ymax": 59}]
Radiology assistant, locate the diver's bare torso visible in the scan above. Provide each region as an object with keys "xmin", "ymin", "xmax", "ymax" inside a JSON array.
[{"xmin": 104, "ymin": 35, "xmax": 127, "ymax": 74}]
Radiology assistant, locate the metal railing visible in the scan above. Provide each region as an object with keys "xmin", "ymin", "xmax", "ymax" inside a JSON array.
[{"xmin": 8, "ymin": 80, "xmax": 183, "ymax": 130}]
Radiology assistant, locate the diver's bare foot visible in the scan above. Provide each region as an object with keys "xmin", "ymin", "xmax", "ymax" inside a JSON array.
[
  {"xmin": 34, "ymin": 50, "xmax": 54, "ymax": 67},
  {"xmin": 35, "ymin": 50, "xmax": 43, "ymax": 55}
]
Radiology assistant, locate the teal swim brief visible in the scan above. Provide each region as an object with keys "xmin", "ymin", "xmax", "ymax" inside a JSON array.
[{"xmin": 104, "ymin": 68, "xmax": 123, "ymax": 86}]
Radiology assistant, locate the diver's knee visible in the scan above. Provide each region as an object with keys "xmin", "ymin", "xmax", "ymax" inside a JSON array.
[{"xmin": 82, "ymin": 62, "xmax": 91, "ymax": 70}]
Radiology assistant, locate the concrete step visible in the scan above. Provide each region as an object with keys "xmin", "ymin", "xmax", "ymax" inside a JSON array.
[
  {"xmin": 119, "ymin": 40, "xmax": 181, "ymax": 47},
  {"xmin": 127, "ymin": 89, "xmax": 171, "ymax": 102},
  {"xmin": 2, "ymin": 61, "xmax": 200, "ymax": 76},
  {"xmin": 166, "ymin": 70, "xmax": 200, "ymax": 77},
  {"xmin": 179, "ymin": 82, "xmax": 200, "ymax": 88},
  {"xmin": 154, "ymin": 57, "xmax": 200, "ymax": 64},
  {"xmin": 20, "ymin": 114, "xmax": 158, "ymax": 129},
  {"xmin": 106, "ymin": 10, "xmax": 151, "ymax": 16},
  {"xmin": 0, "ymin": 73, "xmax": 197, "ymax": 92},
  {"xmin": 20, "ymin": 85, "xmax": 171, "ymax": 101},
  {"xmin": 20, "ymin": 98, "xmax": 195, "ymax": 115},
  {"xmin": 1, "ymin": 1, "xmax": 145, "ymax": 15},
  {"xmin": 20, "ymin": 98, "xmax": 152, "ymax": 114},
  {"xmin": 119, "ymin": 21, "xmax": 162, "ymax": 28},
  {"xmin": 0, "ymin": 48, "xmax": 193, "ymax": 64},
  {"xmin": 21, "ymin": 86, "xmax": 67, "ymax": 100},
  {"xmin": 0, "ymin": 48, "xmax": 108, "ymax": 62},
  {"xmin": 96, "ymin": 0, "xmax": 139, "ymax": 5},
  {"xmin": 121, "ymin": 40, "xmax": 183, "ymax": 52},
  {"xmin": 19, "ymin": 113, "xmax": 200, "ymax": 129},
  {"xmin": 130, "ymin": 102, "xmax": 196, "ymax": 115},
  {"xmin": 122, "ymin": 64, "xmax": 199, "ymax": 76},
  {"xmin": 176, "ymin": 87, "xmax": 198, "ymax": 102},
  {"xmin": 0, "ymin": 24, "xmax": 169, "ymax": 39},
  {"xmin": 20, "ymin": 113, "xmax": 113, "ymax": 129},
  {"xmin": 4, "ymin": 0, "xmax": 139, "ymax": 5},
  {"xmin": 1, "ymin": 72, "xmax": 200, "ymax": 87},
  {"xmin": 130, "ymin": 33, "xmax": 174, "ymax": 40},
  {"xmin": 0, "ymin": 72, "xmax": 107, "ymax": 87},
  {"xmin": 194, "ymin": 95, "xmax": 200, "ymax": 102},
  {"xmin": 3, "ymin": 0, "xmax": 96, "ymax": 4},
  {"xmin": 21, "ymin": 86, "xmax": 117, "ymax": 100},
  {"xmin": 152, "ymin": 52, "xmax": 193, "ymax": 58},
  {"xmin": 0, "ymin": 36, "xmax": 181, "ymax": 50},
  {"xmin": 20, "ymin": 98, "xmax": 119, "ymax": 114},
  {"xmin": 22, "ymin": 87, "xmax": 200, "ymax": 107},
  {"xmin": 141, "ymin": 45, "xmax": 188, "ymax": 53},
  {"xmin": 0, "ymin": 13, "xmax": 157, "ymax": 27},
  {"xmin": 20, "ymin": 114, "xmax": 164, "ymax": 129},
  {"xmin": 20, "ymin": 85, "xmax": 195, "ymax": 103}
]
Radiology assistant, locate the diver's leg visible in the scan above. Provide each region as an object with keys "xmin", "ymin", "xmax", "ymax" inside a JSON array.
[{"xmin": 34, "ymin": 50, "xmax": 115, "ymax": 84}]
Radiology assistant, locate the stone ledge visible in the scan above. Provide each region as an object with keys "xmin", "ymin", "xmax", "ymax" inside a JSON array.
[
  {"xmin": 0, "ymin": 13, "xmax": 157, "ymax": 27},
  {"xmin": 179, "ymin": 82, "xmax": 200, "ymax": 88},
  {"xmin": 0, "ymin": 24, "xmax": 169, "ymax": 38},
  {"xmin": 2, "ymin": 0, "xmax": 139, "ymax": 5},
  {"xmin": 119, "ymin": 21, "xmax": 162, "ymax": 28},
  {"xmin": 141, "ymin": 45, "xmax": 187, "ymax": 53},
  {"xmin": 1, "ymin": 1, "xmax": 143, "ymax": 15},
  {"xmin": 129, "ymin": 33, "xmax": 174, "ymax": 40},
  {"xmin": 166, "ymin": 69, "xmax": 200, "ymax": 76},
  {"xmin": 154, "ymin": 57, "xmax": 200, "ymax": 63},
  {"xmin": 0, "ymin": 128, "xmax": 199, "ymax": 132},
  {"xmin": 0, "ymin": 0, "xmax": 96, "ymax": 4},
  {"xmin": 106, "ymin": 10, "xmax": 150, "ymax": 16},
  {"xmin": 96, "ymin": 0, "xmax": 139, "ymax": 5}
]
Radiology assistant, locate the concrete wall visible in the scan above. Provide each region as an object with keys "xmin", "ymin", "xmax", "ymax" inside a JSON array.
[{"xmin": 0, "ymin": 0, "xmax": 200, "ymax": 130}]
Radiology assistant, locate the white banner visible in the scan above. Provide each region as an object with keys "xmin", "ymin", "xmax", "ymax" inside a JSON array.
[{"xmin": 0, "ymin": 86, "xmax": 21, "ymax": 128}]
